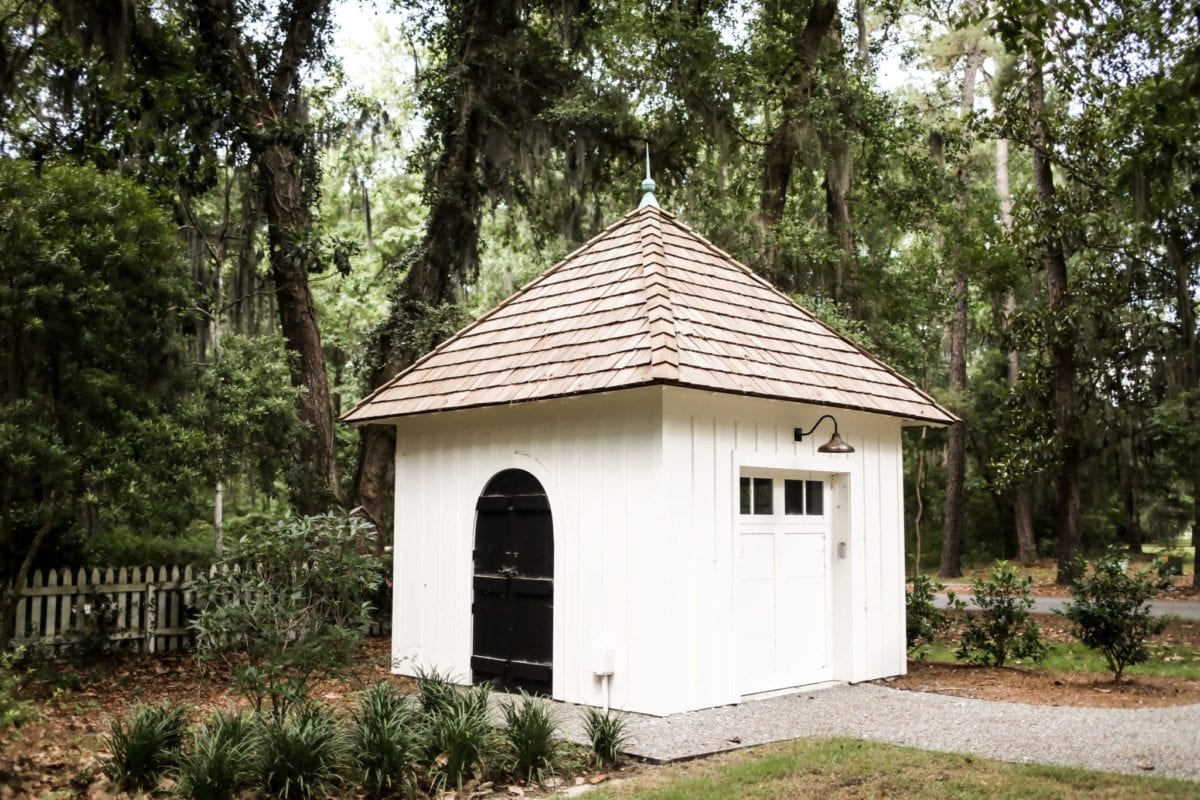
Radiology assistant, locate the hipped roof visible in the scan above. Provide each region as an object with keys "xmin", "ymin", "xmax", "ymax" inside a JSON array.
[{"xmin": 344, "ymin": 204, "xmax": 956, "ymax": 426}]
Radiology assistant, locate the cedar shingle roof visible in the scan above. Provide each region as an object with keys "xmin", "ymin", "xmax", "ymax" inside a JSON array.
[{"xmin": 343, "ymin": 205, "xmax": 956, "ymax": 425}]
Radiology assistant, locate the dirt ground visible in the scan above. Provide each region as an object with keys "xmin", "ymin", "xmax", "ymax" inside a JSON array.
[
  {"xmin": 4, "ymin": 619, "xmax": 1200, "ymax": 798},
  {"xmin": 888, "ymin": 662, "xmax": 1200, "ymax": 708},
  {"xmin": 0, "ymin": 638, "xmax": 403, "ymax": 799},
  {"xmin": 889, "ymin": 615, "xmax": 1200, "ymax": 708},
  {"xmin": 938, "ymin": 558, "xmax": 1200, "ymax": 600}
]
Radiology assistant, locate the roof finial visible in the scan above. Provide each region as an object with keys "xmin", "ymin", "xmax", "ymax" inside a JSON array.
[{"xmin": 639, "ymin": 141, "xmax": 659, "ymax": 208}]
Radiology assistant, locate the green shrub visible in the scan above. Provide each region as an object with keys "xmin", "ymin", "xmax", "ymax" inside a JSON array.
[
  {"xmin": 500, "ymin": 691, "xmax": 561, "ymax": 784},
  {"xmin": 0, "ymin": 647, "xmax": 34, "ymax": 730},
  {"xmin": 191, "ymin": 511, "xmax": 383, "ymax": 717},
  {"xmin": 581, "ymin": 707, "xmax": 628, "ymax": 767},
  {"xmin": 175, "ymin": 710, "xmax": 256, "ymax": 800},
  {"xmin": 352, "ymin": 682, "xmax": 421, "ymax": 798},
  {"xmin": 82, "ymin": 523, "xmax": 217, "ymax": 568},
  {"xmin": 425, "ymin": 683, "xmax": 497, "ymax": 792},
  {"xmin": 256, "ymin": 704, "xmax": 349, "ymax": 800},
  {"xmin": 102, "ymin": 703, "xmax": 187, "ymax": 790},
  {"xmin": 906, "ymin": 574, "xmax": 963, "ymax": 655},
  {"xmin": 956, "ymin": 561, "xmax": 1046, "ymax": 667},
  {"xmin": 1061, "ymin": 549, "xmax": 1171, "ymax": 680},
  {"xmin": 413, "ymin": 665, "xmax": 461, "ymax": 717}
]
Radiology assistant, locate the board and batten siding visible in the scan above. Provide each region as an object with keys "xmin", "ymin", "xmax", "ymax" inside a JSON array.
[
  {"xmin": 660, "ymin": 386, "xmax": 907, "ymax": 713},
  {"xmin": 388, "ymin": 384, "xmax": 908, "ymax": 717},
  {"xmin": 390, "ymin": 387, "xmax": 678, "ymax": 715}
]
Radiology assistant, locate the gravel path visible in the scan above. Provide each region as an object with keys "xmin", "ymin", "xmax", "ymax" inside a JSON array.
[{"xmin": 545, "ymin": 685, "xmax": 1200, "ymax": 782}]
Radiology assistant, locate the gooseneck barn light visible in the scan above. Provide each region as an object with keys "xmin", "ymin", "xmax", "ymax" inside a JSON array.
[{"xmin": 794, "ymin": 414, "xmax": 855, "ymax": 454}]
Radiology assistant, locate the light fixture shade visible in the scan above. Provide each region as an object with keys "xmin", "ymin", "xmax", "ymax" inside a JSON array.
[{"xmin": 818, "ymin": 432, "xmax": 855, "ymax": 454}]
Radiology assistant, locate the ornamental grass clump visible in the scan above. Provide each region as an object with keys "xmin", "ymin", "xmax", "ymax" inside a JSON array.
[
  {"xmin": 424, "ymin": 683, "xmax": 498, "ymax": 792},
  {"xmin": 102, "ymin": 703, "xmax": 187, "ymax": 791},
  {"xmin": 500, "ymin": 691, "xmax": 562, "ymax": 784},
  {"xmin": 413, "ymin": 664, "xmax": 460, "ymax": 716},
  {"xmin": 352, "ymin": 682, "xmax": 422, "ymax": 798},
  {"xmin": 1061, "ymin": 549, "xmax": 1171, "ymax": 681},
  {"xmin": 581, "ymin": 707, "xmax": 628, "ymax": 767},
  {"xmin": 256, "ymin": 704, "xmax": 349, "ymax": 800},
  {"xmin": 175, "ymin": 710, "xmax": 256, "ymax": 800},
  {"xmin": 956, "ymin": 561, "xmax": 1046, "ymax": 667}
]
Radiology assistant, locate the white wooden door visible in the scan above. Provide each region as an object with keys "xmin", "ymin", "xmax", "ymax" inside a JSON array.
[{"xmin": 736, "ymin": 473, "xmax": 832, "ymax": 695}]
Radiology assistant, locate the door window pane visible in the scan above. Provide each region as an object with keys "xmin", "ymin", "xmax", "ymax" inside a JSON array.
[
  {"xmin": 806, "ymin": 480, "xmax": 824, "ymax": 516},
  {"xmin": 739, "ymin": 477, "xmax": 751, "ymax": 515},
  {"xmin": 784, "ymin": 480, "xmax": 804, "ymax": 515},
  {"xmin": 753, "ymin": 477, "xmax": 773, "ymax": 515}
]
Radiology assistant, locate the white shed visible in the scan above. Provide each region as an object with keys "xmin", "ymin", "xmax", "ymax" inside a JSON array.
[{"xmin": 344, "ymin": 190, "xmax": 955, "ymax": 717}]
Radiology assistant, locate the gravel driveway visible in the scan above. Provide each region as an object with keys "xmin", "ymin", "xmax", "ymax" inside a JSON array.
[{"xmin": 547, "ymin": 684, "xmax": 1200, "ymax": 782}]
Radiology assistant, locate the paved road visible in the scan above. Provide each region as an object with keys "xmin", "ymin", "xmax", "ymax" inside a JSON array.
[{"xmin": 936, "ymin": 593, "xmax": 1200, "ymax": 621}]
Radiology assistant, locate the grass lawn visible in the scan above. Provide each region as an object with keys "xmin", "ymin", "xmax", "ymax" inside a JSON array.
[
  {"xmin": 912, "ymin": 640, "xmax": 1200, "ymax": 679},
  {"xmin": 591, "ymin": 739, "xmax": 1199, "ymax": 799}
]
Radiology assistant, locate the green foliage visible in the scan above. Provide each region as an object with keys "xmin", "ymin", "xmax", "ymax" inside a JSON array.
[
  {"xmin": 956, "ymin": 562, "xmax": 1046, "ymax": 667},
  {"xmin": 424, "ymin": 683, "xmax": 497, "ymax": 791},
  {"xmin": 102, "ymin": 704, "xmax": 187, "ymax": 790},
  {"xmin": 1060, "ymin": 549, "xmax": 1171, "ymax": 680},
  {"xmin": 351, "ymin": 682, "xmax": 422, "ymax": 798},
  {"xmin": 255, "ymin": 704, "xmax": 350, "ymax": 800},
  {"xmin": 78, "ymin": 523, "xmax": 217, "ymax": 568},
  {"xmin": 412, "ymin": 665, "xmax": 461, "ymax": 717},
  {"xmin": 175, "ymin": 710, "xmax": 256, "ymax": 800},
  {"xmin": 0, "ymin": 159, "xmax": 201, "ymax": 592},
  {"xmin": 500, "ymin": 691, "xmax": 561, "ymax": 784},
  {"xmin": 581, "ymin": 707, "xmax": 628, "ymax": 767},
  {"xmin": 906, "ymin": 575, "xmax": 963, "ymax": 656},
  {"xmin": 190, "ymin": 512, "xmax": 383, "ymax": 717},
  {"xmin": 196, "ymin": 334, "xmax": 303, "ymax": 492},
  {"xmin": 0, "ymin": 647, "xmax": 34, "ymax": 730}
]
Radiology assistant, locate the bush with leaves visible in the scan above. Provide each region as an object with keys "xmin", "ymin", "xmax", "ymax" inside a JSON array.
[
  {"xmin": 956, "ymin": 562, "xmax": 1046, "ymax": 667},
  {"xmin": 1060, "ymin": 549, "xmax": 1171, "ymax": 681},
  {"xmin": 581, "ymin": 707, "xmax": 627, "ymax": 767},
  {"xmin": 0, "ymin": 646, "xmax": 33, "ymax": 731},
  {"xmin": 352, "ymin": 682, "xmax": 422, "ymax": 798},
  {"xmin": 256, "ymin": 704, "xmax": 349, "ymax": 800},
  {"xmin": 102, "ymin": 704, "xmax": 187, "ymax": 790},
  {"xmin": 500, "ymin": 691, "xmax": 561, "ymax": 784},
  {"xmin": 906, "ymin": 574, "xmax": 963, "ymax": 655},
  {"xmin": 176, "ymin": 710, "xmax": 256, "ymax": 800},
  {"xmin": 190, "ymin": 512, "xmax": 383, "ymax": 717},
  {"xmin": 424, "ymin": 682, "xmax": 497, "ymax": 792}
]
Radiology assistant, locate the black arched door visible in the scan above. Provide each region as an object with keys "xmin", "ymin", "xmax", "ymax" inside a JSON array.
[{"xmin": 471, "ymin": 469, "xmax": 553, "ymax": 694}]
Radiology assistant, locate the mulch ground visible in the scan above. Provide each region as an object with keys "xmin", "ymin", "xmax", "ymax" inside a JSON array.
[
  {"xmin": 888, "ymin": 662, "xmax": 1200, "ymax": 708},
  {"xmin": 4, "ymin": 616, "xmax": 1200, "ymax": 797},
  {"xmin": 887, "ymin": 614, "xmax": 1200, "ymax": 708}
]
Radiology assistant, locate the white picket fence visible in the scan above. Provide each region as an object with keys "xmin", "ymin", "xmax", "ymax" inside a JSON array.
[{"xmin": 10, "ymin": 564, "xmax": 390, "ymax": 655}]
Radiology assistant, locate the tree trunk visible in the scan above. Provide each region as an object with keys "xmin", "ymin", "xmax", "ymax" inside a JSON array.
[
  {"xmin": 260, "ymin": 144, "xmax": 345, "ymax": 513},
  {"xmin": 938, "ymin": 38, "xmax": 981, "ymax": 579},
  {"xmin": 824, "ymin": 135, "xmax": 860, "ymax": 314},
  {"xmin": 353, "ymin": 9, "xmax": 489, "ymax": 538},
  {"xmin": 996, "ymin": 137, "xmax": 1037, "ymax": 565},
  {"xmin": 757, "ymin": 0, "xmax": 838, "ymax": 274},
  {"xmin": 1165, "ymin": 223, "xmax": 1199, "ymax": 586},
  {"xmin": 1029, "ymin": 56, "xmax": 1080, "ymax": 584},
  {"xmin": 0, "ymin": 500, "xmax": 56, "ymax": 650},
  {"xmin": 939, "ymin": 268, "xmax": 969, "ymax": 579}
]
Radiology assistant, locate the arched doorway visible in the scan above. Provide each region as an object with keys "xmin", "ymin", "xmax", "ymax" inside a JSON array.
[{"xmin": 471, "ymin": 469, "xmax": 554, "ymax": 694}]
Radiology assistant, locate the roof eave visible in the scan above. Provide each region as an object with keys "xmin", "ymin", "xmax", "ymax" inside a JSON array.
[{"xmin": 341, "ymin": 379, "xmax": 958, "ymax": 427}]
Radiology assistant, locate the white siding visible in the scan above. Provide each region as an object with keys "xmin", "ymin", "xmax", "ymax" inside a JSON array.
[
  {"xmin": 661, "ymin": 386, "xmax": 907, "ymax": 711},
  {"xmin": 389, "ymin": 385, "xmax": 909, "ymax": 717},
  {"xmin": 390, "ymin": 387, "xmax": 676, "ymax": 715}
]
